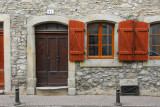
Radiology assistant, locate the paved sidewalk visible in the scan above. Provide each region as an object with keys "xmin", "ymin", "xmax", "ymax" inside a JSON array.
[{"xmin": 0, "ymin": 95, "xmax": 160, "ymax": 107}]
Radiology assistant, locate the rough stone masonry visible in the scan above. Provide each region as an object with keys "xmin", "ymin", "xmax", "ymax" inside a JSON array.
[{"xmin": 0, "ymin": 0, "xmax": 160, "ymax": 96}]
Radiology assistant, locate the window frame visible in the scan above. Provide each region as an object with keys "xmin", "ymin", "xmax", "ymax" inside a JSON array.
[
  {"xmin": 87, "ymin": 22, "xmax": 114, "ymax": 59},
  {"xmin": 150, "ymin": 23, "xmax": 160, "ymax": 59}
]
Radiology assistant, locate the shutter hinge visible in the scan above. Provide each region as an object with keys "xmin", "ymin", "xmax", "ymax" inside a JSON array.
[
  {"xmin": 117, "ymin": 52, "xmax": 119, "ymax": 55},
  {"xmin": 117, "ymin": 29, "xmax": 119, "ymax": 32},
  {"xmin": 84, "ymin": 52, "xmax": 86, "ymax": 55}
]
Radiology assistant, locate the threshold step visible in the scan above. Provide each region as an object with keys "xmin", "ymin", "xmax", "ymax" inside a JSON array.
[{"xmin": 36, "ymin": 86, "xmax": 68, "ymax": 90}]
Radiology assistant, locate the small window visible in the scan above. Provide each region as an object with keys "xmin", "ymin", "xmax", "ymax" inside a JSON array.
[
  {"xmin": 150, "ymin": 23, "xmax": 160, "ymax": 59},
  {"xmin": 87, "ymin": 22, "xmax": 114, "ymax": 59},
  {"xmin": 0, "ymin": 23, "xmax": 3, "ymax": 30},
  {"xmin": 35, "ymin": 23, "xmax": 68, "ymax": 32}
]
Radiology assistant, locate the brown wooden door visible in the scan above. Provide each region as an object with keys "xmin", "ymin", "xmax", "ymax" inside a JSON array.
[
  {"xmin": 36, "ymin": 33, "xmax": 68, "ymax": 87},
  {"xmin": 0, "ymin": 31, "xmax": 4, "ymax": 89}
]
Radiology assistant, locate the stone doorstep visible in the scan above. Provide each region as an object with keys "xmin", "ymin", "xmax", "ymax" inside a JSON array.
[
  {"xmin": 36, "ymin": 86, "xmax": 68, "ymax": 90},
  {"xmin": 0, "ymin": 90, "xmax": 4, "ymax": 94}
]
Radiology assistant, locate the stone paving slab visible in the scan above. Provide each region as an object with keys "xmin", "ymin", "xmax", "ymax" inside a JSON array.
[{"xmin": 0, "ymin": 95, "xmax": 160, "ymax": 107}]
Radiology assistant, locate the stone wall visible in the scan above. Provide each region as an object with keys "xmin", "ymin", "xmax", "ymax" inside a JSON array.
[
  {"xmin": 0, "ymin": 0, "xmax": 160, "ymax": 94},
  {"xmin": 76, "ymin": 62, "xmax": 160, "ymax": 96}
]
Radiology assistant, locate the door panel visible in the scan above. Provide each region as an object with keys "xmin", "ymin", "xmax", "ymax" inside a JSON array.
[
  {"xmin": 36, "ymin": 33, "xmax": 68, "ymax": 87},
  {"xmin": 0, "ymin": 34, "xmax": 4, "ymax": 89},
  {"xmin": 59, "ymin": 37, "xmax": 68, "ymax": 72},
  {"xmin": 48, "ymin": 38, "xmax": 58, "ymax": 72},
  {"xmin": 36, "ymin": 35, "xmax": 47, "ymax": 87},
  {"xmin": 47, "ymin": 34, "xmax": 68, "ymax": 86}
]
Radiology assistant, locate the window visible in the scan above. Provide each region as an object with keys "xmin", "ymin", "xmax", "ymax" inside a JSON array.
[
  {"xmin": 35, "ymin": 23, "xmax": 68, "ymax": 32},
  {"xmin": 150, "ymin": 23, "xmax": 160, "ymax": 59},
  {"xmin": 87, "ymin": 22, "xmax": 114, "ymax": 59}
]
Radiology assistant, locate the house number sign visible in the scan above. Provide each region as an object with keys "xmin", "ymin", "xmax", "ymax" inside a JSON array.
[{"xmin": 47, "ymin": 10, "xmax": 54, "ymax": 14}]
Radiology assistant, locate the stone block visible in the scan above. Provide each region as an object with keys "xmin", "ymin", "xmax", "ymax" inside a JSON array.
[
  {"xmin": 126, "ymin": 73, "xmax": 137, "ymax": 79},
  {"xmin": 21, "ymin": 0, "xmax": 32, "ymax": 2},
  {"xmin": 70, "ymin": 0, "xmax": 77, "ymax": 2},
  {"xmin": 26, "ymin": 88, "xmax": 35, "ymax": 95},
  {"xmin": 139, "ymin": 0, "xmax": 143, "ymax": 4},
  {"xmin": 128, "ymin": 0, "xmax": 132, "ymax": 4},
  {"xmin": 140, "ymin": 70, "xmax": 149, "ymax": 75},
  {"xmin": 68, "ymin": 88, "xmax": 76, "ymax": 95},
  {"xmin": 27, "ymin": 78, "xmax": 37, "ymax": 88},
  {"xmin": 76, "ymin": 72, "xmax": 83, "ymax": 76},
  {"xmin": 119, "ymin": 73, "xmax": 124, "ymax": 78},
  {"xmin": 68, "ymin": 78, "xmax": 75, "ymax": 88},
  {"xmin": 120, "ymin": 79, "xmax": 138, "ymax": 86},
  {"xmin": 157, "ymin": 81, "xmax": 160, "ymax": 86},
  {"xmin": 120, "ymin": 3, "xmax": 132, "ymax": 7}
]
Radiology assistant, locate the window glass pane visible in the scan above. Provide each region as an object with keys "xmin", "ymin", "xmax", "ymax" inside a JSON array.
[
  {"xmin": 47, "ymin": 24, "xmax": 58, "ymax": 31},
  {"xmin": 89, "ymin": 35, "xmax": 98, "ymax": 45},
  {"xmin": 102, "ymin": 24, "xmax": 112, "ymax": 34},
  {"xmin": 150, "ymin": 36, "xmax": 160, "ymax": 45},
  {"xmin": 102, "ymin": 35, "xmax": 112, "ymax": 45},
  {"xmin": 35, "ymin": 23, "xmax": 68, "ymax": 31},
  {"xmin": 35, "ymin": 24, "xmax": 46, "ymax": 31},
  {"xmin": 150, "ymin": 46, "xmax": 160, "ymax": 56},
  {"xmin": 89, "ymin": 24, "xmax": 99, "ymax": 34},
  {"xmin": 0, "ymin": 23, "xmax": 3, "ymax": 30},
  {"xmin": 150, "ymin": 24, "xmax": 160, "ymax": 34},
  {"xmin": 89, "ymin": 46, "xmax": 98, "ymax": 56},
  {"xmin": 58, "ymin": 24, "xmax": 68, "ymax": 31},
  {"xmin": 102, "ymin": 46, "xmax": 112, "ymax": 56}
]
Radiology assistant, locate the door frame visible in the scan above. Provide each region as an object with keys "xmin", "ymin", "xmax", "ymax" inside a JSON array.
[
  {"xmin": 0, "ymin": 14, "xmax": 11, "ymax": 93},
  {"xmin": 27, "ymin": 16, "xmax": 76, "ymax": 95}
]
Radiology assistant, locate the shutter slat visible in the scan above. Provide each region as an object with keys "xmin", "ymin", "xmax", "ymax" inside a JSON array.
[
  {"xmin": 70, "ymin": 51, "xmax": 84, "ymax": 55},
  {"xmin": 69, "ymin": 20, "xmax": 85, "ymax": 61},
  {"xmin": 71, "ymin": 28, "xmax": 84, "ymax": 31},
  {"xmin": 119, "ymin": 51, "xmax": 132, "ymax": 55}
]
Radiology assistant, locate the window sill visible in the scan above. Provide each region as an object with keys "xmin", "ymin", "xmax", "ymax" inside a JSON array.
[
  {"xmin": 87, "ymin": 56, "xmax": 114, "ymax": 59},
  {"xmin": 80, "ymin": 58, "xmax": 122, "ymax": 67},
  {"xmin": 143, "ymin": 58, "xmax": 160, "ymax": 66},
  {"xmin": 150, "ymin": 56, "xmax": 160, "ymax": 59}
]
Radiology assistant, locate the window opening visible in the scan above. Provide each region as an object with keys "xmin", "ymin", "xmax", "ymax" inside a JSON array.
[
  {"xmin": 35, "ymin": 23, "xmax": 68, "ymax": 32},
  {"xmin": 0, "ymin": 23, "xmax": 3, "ymax": 30},
  {"xmin": 87, "ymin": 22, "xmax": 114, "ymax": 59},
  {"xmin": 150, "ymin": 23, "xmax": 160, "ymax": 59}
]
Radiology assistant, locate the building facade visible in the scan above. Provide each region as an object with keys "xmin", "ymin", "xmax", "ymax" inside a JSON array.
[{"xmin": 0, "ymin": 0, "xmax": 160, "ymax": 96}]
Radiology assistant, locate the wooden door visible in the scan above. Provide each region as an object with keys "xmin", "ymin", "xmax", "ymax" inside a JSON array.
[
  {"xmin": 0, "ymin": 31, "xmax": 4, "ymax": 89},
  {"xmin": 36, "ymin": 33, "xmax": 68, "ymax": 87}
]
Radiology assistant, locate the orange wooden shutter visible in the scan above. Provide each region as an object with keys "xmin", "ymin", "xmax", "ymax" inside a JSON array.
[
  {"xmin": 134, "ymin": 21, "xmax": 148, "ymax": 61},
  {"xmin": 0, "ymin": 31, "xmax": 4, "ymax": 89},
  {"xmin": 118, "ymin": 20, "xmax": 148, "ymax": 61},
  {"xmin": 118, "ymin": 20, "xmax": 134, "ymax": 61},
  {"xmin": 69, "ymin": 20, "xmax": 85, "ymax": 61}
]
